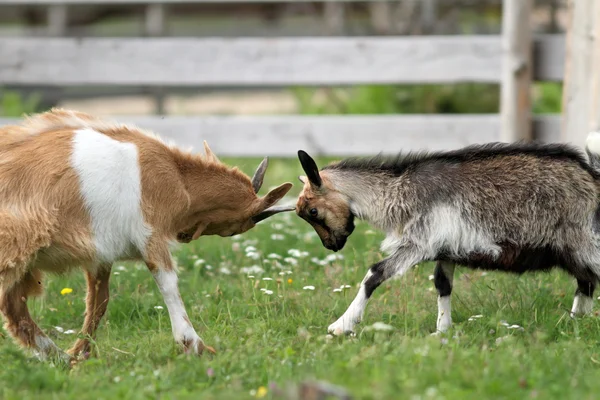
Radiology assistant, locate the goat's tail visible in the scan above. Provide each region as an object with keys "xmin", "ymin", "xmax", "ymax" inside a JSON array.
[{"xmin": 585, "ymin": 131, "xmax": 600, "ymax": 174}]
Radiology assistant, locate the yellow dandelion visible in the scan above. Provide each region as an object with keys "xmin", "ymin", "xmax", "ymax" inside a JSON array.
[
  {"xmin": 256, "ymin": 386, "xmax": 268, "ymax": 398},
  {"xmin": 287, "ymin": 278, "xmax": 293, "ymax": 284},
  {"xmin": 60, "ymin": 288, "xmax": 73, "ymax": 295}
]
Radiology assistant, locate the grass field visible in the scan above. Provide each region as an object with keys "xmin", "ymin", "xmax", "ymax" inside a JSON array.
[{"xmin": 2, "ymin": 157, "xmax": 600, "ymax": 400}]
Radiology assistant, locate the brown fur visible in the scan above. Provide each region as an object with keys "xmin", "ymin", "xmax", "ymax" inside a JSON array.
[{"xmin": 0, "ymin": 108, "xmax": 292, "ymax": 364}]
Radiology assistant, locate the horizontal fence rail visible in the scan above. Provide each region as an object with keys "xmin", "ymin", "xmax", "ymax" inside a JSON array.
[
  {"xmin": 0, "ymin": 36, "xmax": 565, "ymax": 86},
  {"xmin": 0, "ymin": 115, "xmax": 562, "ymax": 157}
]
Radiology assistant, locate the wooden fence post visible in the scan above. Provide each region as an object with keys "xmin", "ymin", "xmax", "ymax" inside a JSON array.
[
  {"xmin": 500, "ymin": 0, "xmax": 533, "ymax": 143},
  {"xmin": 561, "ymin": 0, "xmax": 599, "ymax": 146},
  {"xmin": 47, "ymin": 4, "xmax": 67, "ymax": 36},
  {"xmin": 324, "ymin": 1, "xmax": 345, "ymax": 35},
  {"xmin": 145, "ymin": 3, "xmax": 167, "ymax": 115},
  {"xmin": 590, "ymin": 0, "xmax": 600, "ymax": 132}
]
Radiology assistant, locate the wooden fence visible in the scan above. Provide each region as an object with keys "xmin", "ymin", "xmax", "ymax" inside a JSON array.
[{"xmin": 0, "ymin": 0, "xmax": 596, "ymax": 157}]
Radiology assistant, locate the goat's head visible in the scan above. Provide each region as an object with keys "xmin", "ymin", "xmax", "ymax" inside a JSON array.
[
  {"xmin": 175, "ymin": 142, "xmax": 294, "ymax": 242},
  {"xmin": 295, "ymin": 150, "xmax": 355, "ymax": 252}
]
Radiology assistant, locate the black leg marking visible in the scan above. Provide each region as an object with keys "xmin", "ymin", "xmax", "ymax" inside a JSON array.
[
  {"xmin": 434, "ymin": 261, "xmax": 453, "ymax": 297},
  {"xmin": 364, "ymin": 260, "xmax": 387, "ymax": 299},
  {"xmin": 576, "ymin": 279, "xmax": 596, "ymax": 298}
]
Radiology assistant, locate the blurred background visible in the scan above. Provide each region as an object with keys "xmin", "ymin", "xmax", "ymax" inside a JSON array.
[{"xmin": 0, "ymin": 0, "xmax": 569, "ymax": 157}]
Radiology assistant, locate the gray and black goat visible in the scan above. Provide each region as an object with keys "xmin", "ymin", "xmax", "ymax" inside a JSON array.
[{"xmin": 295, "ymin": 132, "xmax": 600, "ymax": 335}]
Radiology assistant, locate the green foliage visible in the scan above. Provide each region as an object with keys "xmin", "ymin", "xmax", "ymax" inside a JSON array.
[
  {"xmin": 0, "ymin": 158, "xmax": 598, "ymax": 399},
  {"xmin": 0, "ymin": 90, "xmax": 43, "ymax": 117},
  {"xmin": 293, "ymin": 82, "xmax": 563, "ymax": 116},
  {"xmin": 533, "ymin": 82, "xmax": 563, "ymax": 114}
]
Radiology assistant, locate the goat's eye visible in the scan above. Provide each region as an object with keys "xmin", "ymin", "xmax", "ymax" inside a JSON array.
[{"xmin": 309, "ymin": 208, "xmax": 318, "ymax": 218}]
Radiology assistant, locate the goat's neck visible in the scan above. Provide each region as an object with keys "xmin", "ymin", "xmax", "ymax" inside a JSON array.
[{"xmin": 328, "ymin": 171, "xmax": 390, "ymax": 230}]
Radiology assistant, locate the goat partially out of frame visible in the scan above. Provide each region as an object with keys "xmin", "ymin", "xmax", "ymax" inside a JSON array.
[
  {"xmin": 0, "ymin": 109, "xmax": 294, "ymax": 365},
  {"xmin": 295, "ymin": 133, "xmax": 600, "ymax": 336}
]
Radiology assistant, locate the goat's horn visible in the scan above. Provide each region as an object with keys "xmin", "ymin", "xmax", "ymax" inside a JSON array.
[
  {"xmin": 251, "ymin": 157, "xmax": 269, "ymax": 193},
  {"xmin": 252, "ymin": 205, "xmax": 295, "ymax": 224}
]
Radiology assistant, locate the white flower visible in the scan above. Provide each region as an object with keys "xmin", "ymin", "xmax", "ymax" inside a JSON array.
[
  {"xmin": 262, "ymin": 277, "xmax": 273, "ymax": 281},
  {"xmin": 267, "ymin": 253, "xmax": 282, "ymax": 259},
  {"xmin": 64, "ymin": 329, "xmax": 76, "ymax": 334},
  {"xmin": 270, "ymin": 234, "xmax": 285, "ymax": 240},
  {"xmin": 247, "ymin": 275, "xmax": 255, "ymax": 279},
  {"xmin": 507, "ymin": 324, "xmax": 524, "ymax": 331},
  {"xmin": 240, "ymin": 265, "xmax": 264, "ymax": 275},
  {"xmin": 263, "ymin": 290, "xmax": 273, "ymax": 295},
  {"xmin": 245, "ymin": 246, "xmax": 257, "ymax": 253},
  {"xmin": 343, "ymin": 285, "xmax": 352, "ymax": 289},
  {"xmin": 365, "ymin": 322, "xmax": 394, "ymax": 332},
  {"xmin": 271, "ymin": 223, "xmax": 284, "ymax": 230},
  {"xmin": 278, "ymin": 272, "xmax": 286, "ymax": 276},
  {"xmin": 113, "ymin": 272, "xmax": 120, "ymax": 275},
  {"xmin": 54, "ymin": 326, "xmax": 64, "ymax": 333},
  {"xmin": 205, "ymin": 265, "xmax": 213, "ymax": 270},
  {"xmin": 193, "ymin": 259, "xmax": 205, "ymax": 267},
  {"xmin": 117, "ymin": 265, "xmax": 126, "ymax": 271},
  {"xmin": 205, "ymin": 294, "xmax": 211, "ymax": 298},
  {"xmin": 303, "ymin": 286, "xmax": 315, "ymax": 290},
  {"xmin": 288, "ymin": 249, "xmax": 302, "ymax": 258},
  {"xmin": 154, "ymin": 306, "xmax": 164, "ymax": 310},
  {"xmin": 333, "ymin": 288, "xmax": 342, "ymax": 293},
  {"xmin": 428, "ymin": 275, "xmax": 434, "ymax": 281},
  {"xmin": 284, "ymin": 257, "xmax": 298, "ymax": 266},
  {"xmin": 219, "ymin": 267, "xmax": 231, "ymax": 275},
  {"xmin": 246, "ymin": 252, "xmax": 260, "ymax": 260},
  {"xmin": 286, "ymin": 271, "xmax": 293, "ymax": 275}
]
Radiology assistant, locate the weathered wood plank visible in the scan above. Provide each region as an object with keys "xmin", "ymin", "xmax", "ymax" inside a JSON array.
[
  {"xmin": 590, "ymin": 0, "xmax": 600, "ymax": 132},
  {"xmin": 500, "ymin": 0, "xmax": 533, "ymax": 142},
  {"xmin": 561, "ymin": 0, "xmax": 597, "ymax": 147},
  {"xmin": 0, "ymin": 36, "xmax": 564, "ymax": 86},
  {"xmin": 0, "ymin": 114, "xmax": 561, "ymax": 157},
  {"xmin": 0, "ymin": 0, "xmax": 388, "ymax": 3}
]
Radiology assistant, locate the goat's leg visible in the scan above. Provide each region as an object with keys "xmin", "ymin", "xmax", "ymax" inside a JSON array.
[
  {"xmin": 433, "ymin": 261, "xmax": 455, "ymax": 334},
  {"xmin": 145, "ymin": 242, "xmax": 215, "ymax": 356},
  {"xmin": 0, "ymin": 270, "xmax": 70, "ymax": 364},
  {"xmin": 570, "ymin": 278, "xmax": 595, "ymax": 317},
  {"xmin": 68, "ymin": 265, "xmax": 111, "ymax": 359},
  {"xmin": 328, "ymin": 244, "xmax": 424, "ymax": 336}
]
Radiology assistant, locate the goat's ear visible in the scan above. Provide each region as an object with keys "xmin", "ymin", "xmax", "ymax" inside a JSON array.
[
  {"xmin": 261, "ymin": 182, "xmax": 293, "ymax": 209},
  {"xmin": 297, "ymin": 150, "xmax": 322, "ymax": 188},
  {"xmin": 251, "ymin": 182, "xmax": 294, "ymax": 223},
  {"xmin": 203, "ymin": 141, "xmax": 220, "ymax": 163}
]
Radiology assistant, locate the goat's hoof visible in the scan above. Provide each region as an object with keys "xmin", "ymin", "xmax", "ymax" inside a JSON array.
[
  {"xmin": 327, "ymin": 321, "xmax": 355, "ymax": 337},
  {"xmin": 199, "ymin": 343, "xmax": 217, "ymax": 356}
]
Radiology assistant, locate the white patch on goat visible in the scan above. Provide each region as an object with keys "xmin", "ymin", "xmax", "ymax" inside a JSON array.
[
  {"xmin": 153, "ymin": 269, "xmax": 203, "ymax": 351},
  {"xmin": 381, "ymin": 232, "xmax": 403, "ymax": 255},
  {"xmin": 328, "ymin": 270, "xmax": 372, "ymax": 336},
  {"xmin": 424, "ymin": 205, "xmax": 500, "ymax": 259},
  {"xmin": 436, "ymin": 296, "xmax": 452, "ymax": 332},
  {"xmin": 570, "ymin": 294, "xmax": 593, "ymax": 317},
  {"xmin": 71, "ymin": 129, "xmax": 151, "ymax": 262},
  {"xmin": 586, "ymin": 131, "xmax": 600, "ymax": 156}
]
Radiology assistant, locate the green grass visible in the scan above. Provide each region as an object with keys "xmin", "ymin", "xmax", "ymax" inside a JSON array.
[{"xmin": 2, "ymin": 157, "xmax": 600, "ymax": 400}]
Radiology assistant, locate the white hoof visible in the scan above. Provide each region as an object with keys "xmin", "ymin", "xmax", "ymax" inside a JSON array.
[{"xmin": 327, "ymin": 319, "xmax": 355, "ymax": 336}]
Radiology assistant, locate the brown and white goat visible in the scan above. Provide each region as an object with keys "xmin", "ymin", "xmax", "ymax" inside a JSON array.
[{"xmin": 0, "ymin": 108, "xmax": 293, "ymax": 364}]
